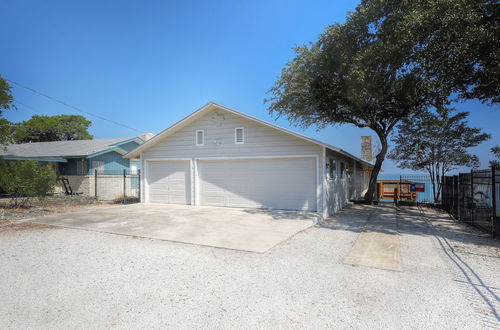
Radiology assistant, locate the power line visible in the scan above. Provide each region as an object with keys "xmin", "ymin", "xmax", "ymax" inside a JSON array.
[
  {"xmin": 14, "ymin": 100, "xmax": 42, "ymax": 115},
  {"xmin": 6, "ymin": 79, "xmax": 144, "ymax": 133}
]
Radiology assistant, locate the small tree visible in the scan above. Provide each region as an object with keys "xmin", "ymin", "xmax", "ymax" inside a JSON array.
[
  {"xmin": 0, "ymin": 160, "xmax": 56, "ymax": 207},
  {"xmin": 389, "ymin": 108, "xmax": 490, "ymax": 202}
]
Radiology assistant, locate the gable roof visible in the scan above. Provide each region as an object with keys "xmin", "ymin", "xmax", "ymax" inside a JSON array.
[
  {"xmin": 124, "ymin": 102, "xmax": 373, "ymax": 167},
  {"xmin": 0, "ymin": 137, "xmax": 142, "ymax": 160}
]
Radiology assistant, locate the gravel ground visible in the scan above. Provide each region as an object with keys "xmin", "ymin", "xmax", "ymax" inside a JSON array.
[{"xmin": 0, "ymin": 204, "xmax": 498, "ymax": 329}]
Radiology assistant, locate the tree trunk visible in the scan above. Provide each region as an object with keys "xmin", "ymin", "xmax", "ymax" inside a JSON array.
[{"xmin": 364, "ymin": 132, "xmax": 388, "ymax": 203}]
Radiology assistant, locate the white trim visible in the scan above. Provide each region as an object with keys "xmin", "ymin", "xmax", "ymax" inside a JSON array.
[
  {"xmin": 234, "ymin": 127, "xmax": 244, "ymax": 144},
  {"xmin": 144, "ymin": 157, "xmax": 192, "ymax": 161},
  {"xmin": 123, "ymin": 102, "xmax": 373, "ymax": 168},
  {"xmin": 194, "ymin": 154, "xmax": 319, "ymax": 161},
  {"xmin": 140, "ymin": 152, "xmax": 145, "ymax": 203},
  {"xmin": 322, "ymin": 146, "xmax": 327, "ymax": 217},
  {"xmin": 194, "ymin": 159, "xmax": 199, "ymax": 206},
  {"xmin": 190, "ymin": 158, "xmax": 195, "ymax": 205},
  {"xmin": 195, "ymin": 130, "xmax": 204, "ymax": 146}
]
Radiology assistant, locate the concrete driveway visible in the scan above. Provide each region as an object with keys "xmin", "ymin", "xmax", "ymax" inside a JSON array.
[{"xmin": 28, "ymin": 203, "xmax": 318, "ymax": 252}]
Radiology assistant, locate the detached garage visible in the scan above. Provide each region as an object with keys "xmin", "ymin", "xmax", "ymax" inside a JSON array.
[{"xmin": 125, "ymin": 102, "xmax": 372, "ymax": 217}]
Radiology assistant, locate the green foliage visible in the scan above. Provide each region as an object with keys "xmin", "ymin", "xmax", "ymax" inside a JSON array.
[
  {"xmin": 355, "ymin": 0, "xmax": 499, "ymax": 104},
  {"xmin": 490, "ymin": 146, "xmax": 500, "ymax": 167},
  {"xmin": 389, "ymin": 108, "xmax": 490, "ymax": 202},
  {"xmin": 0, "ymin": 160, "xmax": 56, "ymax": 207},
  {"xmin": 266, "ymin": 0, "xmax": 498, "ymax": 202},
  {"xmin": 0, "ymin": 77, "xmax": 15, "ymax": 146},
  {"xmin": 14, "ymin": 114, "xmax": 93, "ymax": 143},
  {"xmin": 0, "ymin": 77, "xmax": 15, "ymax": 113}
]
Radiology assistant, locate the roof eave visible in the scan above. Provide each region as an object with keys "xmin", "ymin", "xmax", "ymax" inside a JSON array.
[{"xmin": 124, "ymin": 102, "xmax": 373, "ymax": 167}]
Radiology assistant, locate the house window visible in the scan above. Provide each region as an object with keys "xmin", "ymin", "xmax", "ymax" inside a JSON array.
[
  {"xmin": 92, "ymin": 160, "xmax": 104, "ymax": 174},
  {"xmin": 196, "ymin": 130, "xmax": 204, "ymax": 146},
  {"xmin": 234, "ymin": 127, "xmax": 244, "ymax": 144},
  {"xmin": 340, "ymin": 161, "xmax": 346, "ymax": 179},
  {"xmin": 328, "ymin": 158, "xmax": 337, "ymax": 180},
  {"xmin": 76, "ymin": 159, "xmax": 87, "ymax": 175}
]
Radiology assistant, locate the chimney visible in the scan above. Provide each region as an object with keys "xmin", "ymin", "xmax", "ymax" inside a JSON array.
[
  {"xmin": 140, "ymin": 133, "xmax": 155, "ymax": 142},
  {"xmin": 361, "ymin": 136, "xmax": 373, "ymax": 163}
]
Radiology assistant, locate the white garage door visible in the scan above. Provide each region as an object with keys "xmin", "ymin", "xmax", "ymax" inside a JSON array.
[
  {"xmin": 147, "ymin": 161, "xmax": 190, "ymax": 204},
  {"xmin": 198, "ymin": 157, "xmax": 317, "ymax": 211}
]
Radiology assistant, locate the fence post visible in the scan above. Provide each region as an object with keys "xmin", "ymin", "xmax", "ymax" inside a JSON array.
[
  {"xmin": 123, "ymin": 169, "xmax": 127, "ymax": 204},
  {"xmin": 138, "ymin": 169, "xmax": 141, "ymax": 203},
  {"xmin": 470, "ymin": 169, "xmax": 475, "ymax": 226},
  {"xmin": 458, "ymin": 174, "xmax": 461, "ymax": 221},
  {"xmin": 492, "ymin": 165, "xmax": 497, "ymax": 237},
  {"xmin": 94, "ymin": 169, "xmax": 98, "ymax": 199}
]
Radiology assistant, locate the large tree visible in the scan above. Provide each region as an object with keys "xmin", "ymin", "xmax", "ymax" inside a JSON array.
[
  {"xmin": 14, "ymin": 114, "xmax": 93, "ymax": 143},
  {"xmin": 266, "ymin": 0, "xmax": 499, "ymax": 202},
  {"xmin": 266, "ymin": 8, "xmax": 440, "ymax": 203},
  {"xmin": 0, "ymin": 77, "xmax": 15, "ymax": 145},
  {"xmin": 389, "ymin": 108, "xmax": 490, "ymax": 202}
]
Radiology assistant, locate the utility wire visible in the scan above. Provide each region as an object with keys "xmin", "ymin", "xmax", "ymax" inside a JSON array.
[
  {"xmin": 6, "ymin": 79, "xmax": 144, "ymax": 133},
  {"xmin": 14, "ymin": 100, "xmax": 42, "ymax": 115}
]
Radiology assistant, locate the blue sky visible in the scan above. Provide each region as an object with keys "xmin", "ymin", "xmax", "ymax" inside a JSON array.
[{"xmin": 1, "ymin": 0, "xmax": 498, "ymax": 173}]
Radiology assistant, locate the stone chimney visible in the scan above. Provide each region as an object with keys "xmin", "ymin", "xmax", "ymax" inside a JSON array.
[
  {"xmin": 140, "ymin": 133, "xmax": 155, "ymax": 142},
  {"xmin": 361, "ymin": 136, "xmax": 373, "ymax": 163}
]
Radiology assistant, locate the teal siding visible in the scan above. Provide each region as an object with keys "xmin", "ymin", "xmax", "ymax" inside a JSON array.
[
  {"xmin": 118, "ymin": 140, "xmax": 141, "ymax": 153},
  {"xmin": 88, "ymin": 151, "xmax": 130, "ymax": 174},
  {"xmin": 58, "ymin": 145, "xmax": 141, "ymax": 175}
]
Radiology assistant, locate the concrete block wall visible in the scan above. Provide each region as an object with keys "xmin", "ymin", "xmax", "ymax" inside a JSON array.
[
  {"xmin": 56, "ymin": 176, "xmax": 92, "ymax": 195},
  {"xmin": 94, "ymin": 175, "xmax": 124, "ymax": 201},
  {"xmin": 56, "ymin": 175, "xmax": 138, "ymax": 201}
]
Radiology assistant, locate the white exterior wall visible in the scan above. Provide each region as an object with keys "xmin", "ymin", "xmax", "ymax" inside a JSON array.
[
  {"xmin": 138, "ymin": 107, "xmax": 370, "ymax": 217},
  {"xmin": 324, "ymin": 149, "xmax": 358, "ymax": 216},
  {"xmin": 142, "ymin": 109, "xmax": 324, "ymax": 211},
  {"xmin": 142, "ymin": 110, "xmax": 322, "ymax": 159}
]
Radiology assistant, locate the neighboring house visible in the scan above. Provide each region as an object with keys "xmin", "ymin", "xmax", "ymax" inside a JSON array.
[
  {"xmin": 0, "ymin": 137, "xmax": 145, "ymax": 199},
  {"xmin": 125, "ymin": 102, "xmax": 373, "ymax": 217}
]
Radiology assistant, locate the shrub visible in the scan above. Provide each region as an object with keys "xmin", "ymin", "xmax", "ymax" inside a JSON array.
[
  {"xmin": 112, "ymin": 195, "xmax": 140, "ymax": 204},
  {"xmin": 0, "ymin": 160, "xmax": 56, "ymax": 207}
]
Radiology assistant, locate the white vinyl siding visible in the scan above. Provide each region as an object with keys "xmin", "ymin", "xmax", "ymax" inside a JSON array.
[
  {"xmin": 198, "ymin": 157, "xmax": 316, "ymax": 211},
  {"xmin": 234, "ymin": 127, "xmax": 244, "ymax": 144},
  {"xmin": 146, "ymin": 160, "xmax": 190, "ymax": 204},
  {"xmin": 142, "ymin": 110, "xmax": 322, "ymax": 159}
]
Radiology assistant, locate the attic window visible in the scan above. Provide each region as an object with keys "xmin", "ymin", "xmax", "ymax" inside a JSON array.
[
  {"xmin": 196, "ymin": 130, "xmax": 204, "ymax": 146},
  {"xmin": 235, "ymin": 127, "xmax": 244, "ymax": 144}
]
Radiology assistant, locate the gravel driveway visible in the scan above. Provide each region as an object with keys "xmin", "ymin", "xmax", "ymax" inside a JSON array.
[{"xmin": 1, "ymin": 204, "xmax": 498, "ymax": 329}]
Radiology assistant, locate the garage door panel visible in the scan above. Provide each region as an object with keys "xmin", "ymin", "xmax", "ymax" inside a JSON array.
[
  {"xmin": 147, "ymin": 161, "xmax": 190, "ymax": 204},
  {"xmin": 198, "ymin": 158, "xmax": 316, "ymax": 211}
]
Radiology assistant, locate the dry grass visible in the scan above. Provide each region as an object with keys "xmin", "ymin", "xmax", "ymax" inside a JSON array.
[
  {"xmin": 0, "ymin": 220, "xmax": 56, "ymax": 232},
  {"xmin": 0, "ymin": 196, "xmax": 107, "ymax": 223}
]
